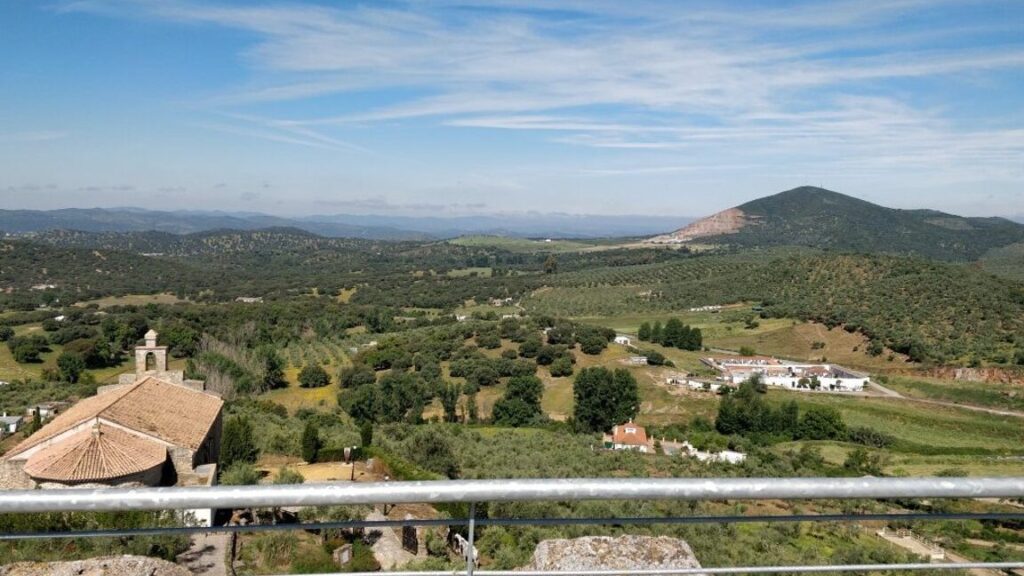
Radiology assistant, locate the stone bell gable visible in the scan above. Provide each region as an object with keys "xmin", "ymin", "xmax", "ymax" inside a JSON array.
[{"xmin": 117, "ymin": 330, "xmax": 205, "ymax": 391}]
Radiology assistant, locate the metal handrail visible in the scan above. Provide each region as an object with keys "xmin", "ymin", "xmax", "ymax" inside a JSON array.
[
  {"xmin": 2, "ymin": 476, "xmax": 1023, "ymax": 513},
  {"xmin": 3, "ymin": 477, "xmax": 1024, "ymax": 575}
]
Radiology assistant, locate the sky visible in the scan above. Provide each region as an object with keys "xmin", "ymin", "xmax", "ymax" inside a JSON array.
[{"xmin": 1, "ymin": 0, "xmax": 1023, "ymax": 218}]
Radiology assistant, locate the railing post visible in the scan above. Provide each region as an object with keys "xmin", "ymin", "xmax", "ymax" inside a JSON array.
[{"xmin": 466, "ymin": 502, "xmax": 476, "ymax": 576}]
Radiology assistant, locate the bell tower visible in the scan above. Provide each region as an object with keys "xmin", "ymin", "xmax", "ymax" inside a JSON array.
[{"xmin": 135, "ymin": 329, "xmax": 168, "ymax": 376}]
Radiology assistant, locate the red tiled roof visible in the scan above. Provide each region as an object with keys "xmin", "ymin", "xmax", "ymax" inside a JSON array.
[
  {"xmin": 6, "ymin": 376, "xmax": 222, "ymax": 458},
  {"xmin": 611, "ymin": 422, "xmax": 648, "ymax": 446},
  {"xmin": 23, "ymin": 423, "xmax": 167, "ymax": 483}
]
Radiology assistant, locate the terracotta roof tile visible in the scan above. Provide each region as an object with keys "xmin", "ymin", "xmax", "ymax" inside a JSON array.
[
  {"xmin": 6, "ymin": 376, "xmax": 222, "ymax": 458},
  {"xmin": 23, "ymin": 424, "xmax": 167, "ymax": 483},
  {"xmin": 611, "ymin": 422, "xmax": 648, "ymax": 446}
]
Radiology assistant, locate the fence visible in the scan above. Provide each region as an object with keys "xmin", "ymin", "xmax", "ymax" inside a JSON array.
[{"xmin": 2, "ymin": 477, "xmax": 1024, "ymax": 576}]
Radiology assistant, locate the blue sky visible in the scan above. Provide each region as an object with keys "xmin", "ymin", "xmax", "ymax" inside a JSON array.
[{"xmin": 1, "ymin": 0, "xmax": 1023, "ymax": 218}]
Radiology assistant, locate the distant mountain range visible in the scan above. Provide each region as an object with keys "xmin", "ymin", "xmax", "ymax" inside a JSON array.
[
  {"xmin": 0, "ymin": 207, "xmax": 689, "ymax": 240},
  {"xmin": 648, "ymin": 186, "xmax": 1024, "ymax": 261}
]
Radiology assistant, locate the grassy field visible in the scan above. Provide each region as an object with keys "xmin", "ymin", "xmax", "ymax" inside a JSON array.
[
  {"xmin": 73, "ymin": 293, "xmax": 185, "ymax": 308},
  {"xmin": 447, "ymin": 266, "xmax": 493, "ymax": 278},
  {"xmin": 711, "ymin": 321, "xmax": 912, "ymax": 371},
  {"xmin": 576, "ymin": 310, "xmax": 914, "ymax": 372},
  {"xmin": 882, "ymin": 375, "xmax": 1024, "ymax": 412},
  {"xmin": 775, "ymin": 440, "xmax": 1024, "ymax": 477},
  {"xmin": 449, "ymin": 235, "xmax": 596, "ymax": 252},
  {"xmin": 766, "ymin": 389, "xmax": 1024, "ymax": 453},
  {"xmin": 262, "ymin": 362, "xmax": 343, "ymax": 414}
]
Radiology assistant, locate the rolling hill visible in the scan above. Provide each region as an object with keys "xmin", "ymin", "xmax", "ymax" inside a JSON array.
[
  {"xmin": 648, "ymin": 187, "xmax": 1024, "ymax": 261},
  {"xmin": 0, "ymin": 207, "xmax": 689, "ymax": 240}
]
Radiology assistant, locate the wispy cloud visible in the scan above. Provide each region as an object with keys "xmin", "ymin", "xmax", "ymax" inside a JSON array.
[{"xmin": 56, "ymin": 0, "xmax": 1024, "ymax": 195}]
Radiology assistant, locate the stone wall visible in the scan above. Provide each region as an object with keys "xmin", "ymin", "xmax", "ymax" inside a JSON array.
[
  {"xmin": 525, "ymin": 536, "xmax": 702, "ymax": 571},
  {"xmin": 0, "ymin": 555, "xmax": 191, "ymax": 576},
  {"xmin": 169, "ymin": 447, "xmax": 198, "ymax": 477},
  {"xmin": 0, "ymin": 459, "xmax": 35, "ymax": 490}
]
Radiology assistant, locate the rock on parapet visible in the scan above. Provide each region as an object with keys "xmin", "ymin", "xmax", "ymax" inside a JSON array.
[
  {"xmin": 0, "ymin": 555, "xmax": 191, "ymax": 576},
  {"xmin": 525, "ymin": 535, "xmax": 702, "ymax": 572}
]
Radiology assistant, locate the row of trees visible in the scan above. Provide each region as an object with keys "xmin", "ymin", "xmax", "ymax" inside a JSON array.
[
  {"xmin": 638, "ymin": 319, "xmax": 703, "ymax": 351},
  {"xmin": 715, "ymin": 376, "xmax": 847, "ymax": 441}
]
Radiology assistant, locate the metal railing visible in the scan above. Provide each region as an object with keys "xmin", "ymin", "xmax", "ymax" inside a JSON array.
[{"xmin": 2, "ymin": 477, "xmax": 1024, "ymax": 576}]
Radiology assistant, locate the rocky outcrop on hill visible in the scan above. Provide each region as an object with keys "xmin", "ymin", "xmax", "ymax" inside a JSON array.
[
  {"xmin": 924, "ymin": 366, "xmax": 1024, "ymax": 386},
  {"xmin": 648, "ymin": 208, "xmax": 751, "ymax": 243},
  {"xmin": 525, "ymin": 535, "xmax": 702, "ymax": 572},
  {"xmin": 0, "ymin": 555, "xmax": 191, "ymax": 576}
]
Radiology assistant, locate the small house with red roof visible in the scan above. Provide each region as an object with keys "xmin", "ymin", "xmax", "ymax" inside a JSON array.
[{"xmin": 604, "ymin": 420, "xmax": 651, "ymax": 453}]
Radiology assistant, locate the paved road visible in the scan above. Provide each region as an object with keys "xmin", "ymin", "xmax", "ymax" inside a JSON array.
[{"xmin": 178, "ymin": 532, "xmax": 229, "ymax": 576}]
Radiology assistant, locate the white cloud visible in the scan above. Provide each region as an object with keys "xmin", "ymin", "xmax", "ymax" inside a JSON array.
[{"xmin": 56, "ymin": 0, "xmax": 1024, "ymax": 198}]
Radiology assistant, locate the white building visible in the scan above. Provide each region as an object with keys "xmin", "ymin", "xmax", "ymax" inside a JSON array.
[
  {"xmin": 702, "ymin": 356, "xmax": 868, "ymax": 392},
  {"xmin": 0, "ymin": 414, "xmax": 22, "ymax": 435},
  {"xmin": 614, "ymin": 335, "xmax": 632, "ymax": 346},
  {"xmin": 676, "ymin": 441, "xmax": 746, "ymax": 464}
]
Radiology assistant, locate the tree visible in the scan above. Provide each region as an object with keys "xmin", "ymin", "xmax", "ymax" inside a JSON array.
[
  {"xmin": 466, "ymin": 364, "xmax": 499, "ymax": 389},
  {"xmin": 739, "ymin": 346, "xmax": 756, "ymax": 357},
  {"xmin": 221, "ymin": 416, "xmax": 259, "ymax": 468},
  {"xmin": 843, "ymin": 447, "xmax": 884, "ymax": 476},
  {"xmin": 518, "ymin": 335, "xmax": 542, "ymax": 358},
  {"xmin": 160, "ymin": 322, "xmax": 200, "ymax": 357},
  {"xmin": 440, "ymin": 382, "xmax": 462, "ymax": 423},
  {"xmin": 573, "ymin": 367, "xmax": 638, "ymax": 433},
  {"xmin": 577, "ymin": 328, "xmax": 610, "ymax": 355},
  {"xmin": 340, "ymin": 364, "xmax": 377, "ymax": 388},
  {"xmin": 543, "ymin": 254, "xmax": 558, "ymax": 274},
  {"xmin": 476, "ymin": 331, "xmax": 501, "ymax": 349},
  {"xmin": 492, "ymin": 375, "xmax": 544, "ymax": 427},
  {"xmin": 797, "ymin": 406, "xmax": 847, "ymax": 440},
  {"xmin": 467, "ymin": 392, "xmax": 480, "ymax": 423},
  {"xmin": 663, "ymin": 318, "xmax": 684, "ymax": 348},
  {"xmin": 298, "ymin": 364, "xmax": 331, "ymax": 388},
  {"xmin": 255, "ymin": 346, "xmax": 287, "ymax": 390},
  {"xmin": 56, "ymin": 352, "xmax": 86, "ymax": 383},
  {"xmin": 549, "ymin": 356, "xmax": 574, "ymax": 377},
  {"xmin": 360, "ymin": 422, "xmax": 374, "ymax": 446},
  {"xmin": 643, "ymin": 350, "xmax": 666, "ymax": 366},
  {"xmin": 301, "ymin": 420, "xmax": 321, "ymax": 463},
  {"xmin": 406, "ymin": 427, "xmax": 460, "ymax": 478},
  {"xmin": 637, "ymin": 322, "xmax": 651, "ymax": 342},
  {"xmin": 682, "ymin": 327, "xmax": 703, "ymax": 351},
  {"xmin": 650, "ymin": 321, "xmax": 663, "ymax": 344},
  {"xmin": 25, "ymin": 410, "xmax": 42, "ymax": 435},
  {"xmin": 0, "ymin": 326, "xmax": 13, "ymax": 342}
]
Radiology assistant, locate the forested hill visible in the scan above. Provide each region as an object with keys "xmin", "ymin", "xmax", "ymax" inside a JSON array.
[
  {"xmin": 649, "ymin": 187, "xmax": 1024, "ymax": 261},
  {"xmin": 0, "ymin": 207, "xmax": 425, "ymax": 240},
  {"xmin": 30, "ymin": 228, "xmax": 393, "ymax": 258}
]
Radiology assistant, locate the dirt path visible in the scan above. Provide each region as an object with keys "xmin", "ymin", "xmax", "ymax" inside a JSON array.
[
  {"xmin": 965, "ymin": 539, "xmax": 1024, "ymax": 552},
  {"xmin": 366, "ymin": 509, "xmax": 417, "ymax": 570},
  {"xmin": 875, "ymin": 530, "xmax": 1000, "ymax": 576},
  {"xmin": 177, "ymin": 532, "xmax": 229, "ymax": 576}
]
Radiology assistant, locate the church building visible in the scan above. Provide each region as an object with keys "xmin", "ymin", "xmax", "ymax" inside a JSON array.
[{"xmin": 0, "ymin": 331, "xmax": 223, "ymax": 492}]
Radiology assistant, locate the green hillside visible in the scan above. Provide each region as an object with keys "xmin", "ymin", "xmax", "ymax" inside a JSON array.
[
  {"xmin": 681, "ymin": 187, "xmax": 1024, "ymax": 261},
  {"xmin": 527, "ymin": 250, "xmax": 1024, "ymax": 364}
]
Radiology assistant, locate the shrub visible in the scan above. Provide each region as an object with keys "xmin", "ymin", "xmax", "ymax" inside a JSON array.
[
  {"xmin": 301, "ymin": 421, "xmax": 321, "ymax": 463},
  {"xmin": 298, "ymin": 364, "xmax": 331, "ymax": 388},
  {"xmin": 221, "ymin": 416, "xmax": 259, "ymax": 467},
  {"xmin": 273, "ymin": 467, "xmax": 305, "ymax": 484},
  {"xmin": 220, "ymin": 462, "xmax": 260, "ymax": 485},
  {"xmin": 549, "ymin": 356, "xmax": 573, "ymax": 377}
]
